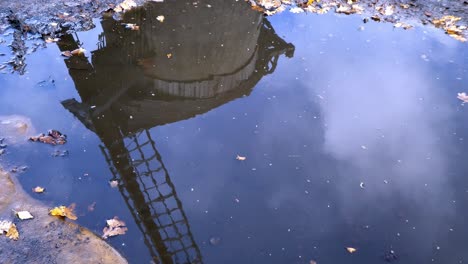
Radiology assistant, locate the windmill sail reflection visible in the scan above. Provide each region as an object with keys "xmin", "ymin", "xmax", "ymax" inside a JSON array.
[{"xmin": 60, "ymin": 1, "xmax": 294, "ymax": 263}]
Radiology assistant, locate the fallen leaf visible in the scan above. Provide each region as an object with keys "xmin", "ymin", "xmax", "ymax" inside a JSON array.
[
  {"xmin": 16, "ymin": 211, "xmax": 34, "ymax": 220},
  {"xmin": 0, "ymin": 220, "xmax": 13, "ymax": 233},
  {"xmin": 33, "ymin": 186, "xmax": 45, "ymax": 193},
  {"xmin": 71, "ymin": 48, "xmax": 86, "ymax": 56},
  {"xmin": 290, "ymin": 7, "xmax": 304, "ymax": 14},
  {"xmin": 49, "ymin": 204, "xmax": 77, "ymax": 220},
  {"xmin": 102, "ymin": 216, "xmax": 128, "ymax": 239},
  {"xmin": 166, "ymin": 53, "xmax": 172, "ymax": 59},
  {"xmin": 45, "ymin": 37, "xmax": 60, "ymax": 43},
  {"xmin": 394, "ymin": 22, "xmax": 413, "ymax": 30},
  {"xmin": 124, "ymin": 23, "xmax": 140, "ymax": 30},
  {"xmin": 236, "ymin": 155, "xmax": 246, "ymax": 161},
  {"xmin": 458, "ymin": 92, "xmax": 468, "ymax": 103},
  {"xmin": 6, "ymin": 224, "xmax": 19, "ymax": 240},
  {"xmin": 109, "ymin": 180, "xmax": 119, "ymax": 188},
  {"xmin": 399, "ymin": 3, "xmax": 409, "ymax": 9},
  {"xmin": 61, "ymin": 51, "xmax": 72, "ymax": 57},
  {"xmin": 0, "ymin": 221, "xmax": 19, "ymax": 240},
  {"xmin": 156, "ymin": 15, "xmax": 165, "ymax": 22},
  {"xmin": 346, "ymin": 247, "xmax": 357, "ymax": 253}
]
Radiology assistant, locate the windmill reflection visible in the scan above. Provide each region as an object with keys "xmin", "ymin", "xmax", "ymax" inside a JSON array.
[{"xmin": 59, "ymin": 1, "xmax": 294, "ymax": 263}]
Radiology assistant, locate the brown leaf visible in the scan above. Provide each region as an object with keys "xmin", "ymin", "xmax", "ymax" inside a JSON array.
[{"xmin": 102, "ymin": 216, "xmax": 127, "ymax": 239}]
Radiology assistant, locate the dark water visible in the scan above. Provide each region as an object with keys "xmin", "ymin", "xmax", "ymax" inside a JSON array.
[{"xmin": 1, "ymin": 1, "xmax": 468, "ymax": 263}]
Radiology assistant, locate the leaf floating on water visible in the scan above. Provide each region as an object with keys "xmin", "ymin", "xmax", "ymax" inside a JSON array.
[
  {"xmin": 346, "ymin": 247, "xmax": 357, "ymax": 253},
  {"xmin": 109, "ymin": 180, "xmax": 119, "ymax": 188},
  {"xmin": 44, "ymin": 37, "xmax": 60, "ymax": 43},
  {"xmin": 236, "ymin": 155, "xmax": 246, "ymax": 161},
  {"xmin": 102, "ymin": 217, "xmax": 128, "ymax": 239},
  {"xmin": 61, "ymin": 51, "xmax": 72, "ymax": 57},
  {"xmin": 458, "ymin": 92, "xmax": 468, "ymax": 103},
  {"xmin": 123, "ymin": 23, "xmax": 140, "ymax": 30},
  {"xmin": 71, "ymin": 48, "xmax": 86, "ymax": 56},
  {"xmin": 33, "ymin": 186, "xmax": 45, "ymax": 193},
  {"xmin": 394, "ymin": 22, "xmax": 413, "ymax": 30},
  {"xmin": 16, "ymin": 211, "xmax": 33, "ymax": 220},
  {"xmin": 49, "ymin": 204, "xmax": 77, "ymax": 220},
  {"xmin": 156, "ymin": 15, "xmax": 165, "ymax": 22},
  {"xmin": 290, "ymin": 7, "xmax": 304, "ymax": 14}
]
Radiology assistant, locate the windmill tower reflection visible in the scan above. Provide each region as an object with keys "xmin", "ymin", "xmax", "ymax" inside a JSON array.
[{"xmin": 59, "ymin": 1, "xmax": 294, "ymax": 263}]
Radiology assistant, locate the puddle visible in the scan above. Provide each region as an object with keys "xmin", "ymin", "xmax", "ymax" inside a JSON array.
[{"xmin": 0, "ymin": 0, "xmax": 468, "ymax": 263}]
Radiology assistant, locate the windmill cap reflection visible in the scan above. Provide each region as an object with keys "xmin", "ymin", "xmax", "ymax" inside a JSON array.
[{"xmin": 62, "ymin": 0, "xmax": 294, "ymax": 135}]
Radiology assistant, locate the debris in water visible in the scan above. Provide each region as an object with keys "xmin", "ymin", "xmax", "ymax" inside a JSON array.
[
  {"xmin": 346, "ymin": 247, "xmax": 357, "ymax": 253},
  {"xmin": 33, "ymin": 186, "xmax": 45, "ymax": 193},
  {"xmin": 156, "ymin": 15, "xmax": 165, "ymax": 22},
  {"xmin": 87, "ymin": 202, "xmax": 96, "ymax": 212},
  {"xmin": 16, "ymin": 211, "xmax": 34, "ymax": 220},
  {"xmin": 52, "ymin": 150, "xmax": 69, "ymax": 157},
  {"xmin": 457, "ymin": 92, "xmax": 468, "ymax": 103},
  {"xmin": 359, "ymin": 182, "xmax": 365, "ymax": 189},
  {"xmin": 209, "ymin": 237, "xmax": 221, "ymax": 246},
  {"xmin": 29, "ymin": 129, "xmax": 67, "ymax": 145},
  {"xmin": 49, "ymin": 204, "xmax": 77, "ymax": 220},
  {"xmin": 123, "ymin": 23, "xmax": 139, "ymax": 30},
  {"xmin": 109, "ymin": 180, "xmax": 119, "ymax": 188},
  {"xmin": 71, "ymin": 47, "xmax": 86, "ymax": 56},
  {"xmin": 61, "ymin": 50, "xmax": 72, "ymax": 57},
  {"xmin": 236, "ymin": 155, "xmax": 246, "ymax": 161},
  {"xmin": 44, "ymin": 37, "xmax": 60, "ymax": 43},
  {"xmin": 102, "ymin": 217, "xmax": 128, "ymax": 239},
  {"xmin": 166, "ymin": 53, "xmax": 172, "ymax": 59},
  {"xmin": 383, "ymin": 249, "xmax": 398, "ymax": 262}
]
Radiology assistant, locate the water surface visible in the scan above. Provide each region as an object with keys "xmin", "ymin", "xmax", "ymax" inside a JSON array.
[{"xmin": 1, "ymin": 1, "xmax": 468, "ymax": 263}]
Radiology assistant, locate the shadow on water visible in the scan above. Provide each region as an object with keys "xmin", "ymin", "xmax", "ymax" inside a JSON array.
[{"xmin": 54, "ymin": 1, "xmax": 294, "ymax": 262}]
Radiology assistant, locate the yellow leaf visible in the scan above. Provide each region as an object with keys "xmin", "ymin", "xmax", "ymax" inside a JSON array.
[
  {"xmin": 33, "ymin": 186, "xmax": 45, "ymax": 193},
  {"xmin": 236, "ymin": 155, "xmax": 246, "ymax": 161},
  {"xmin": 6, "ymin": 224, "xmax": 19, "ymax": 240},
  {"xmin": 346, "ymin": 247, "xmax": 357, "ymax": 253},
  {"xmin": 49, "ymin": 204, "xmax": 77, "ymax": 220}
]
